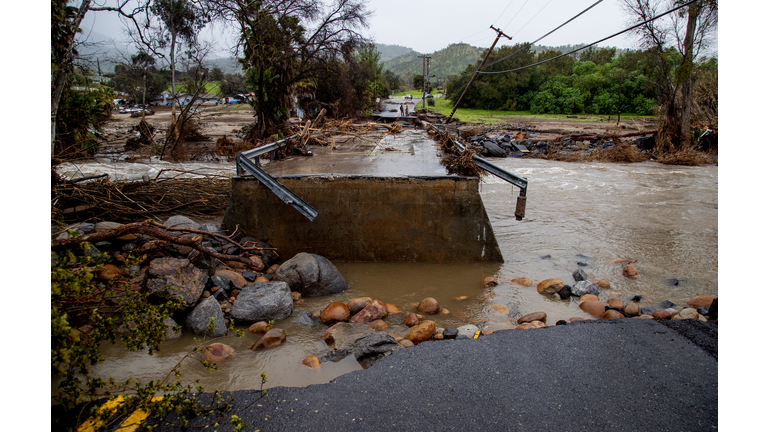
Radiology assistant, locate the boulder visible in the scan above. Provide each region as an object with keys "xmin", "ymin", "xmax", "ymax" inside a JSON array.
[
  {"xmin": 686, "ymin": 295, "xmax": 715, "ymax": 308},
  {"xmin": 457, "ymin": 324, "xmax": 480, "ymax": 338},
  {"xmin": 249, "ymin": 328, "xmax": 286, "ymax": 350},
  {"xmin": 510, "ymin": 277, "xmax": 532, "ymax": 287},
  {"xmin": 601, "ymin": 310, "xmax": 624, "ymax": 320},
  {"xmin": 417, "ymin": 297, "xmax": 440, "ymax": 315},
  {"xmin": 536, "ymin": 279, "xmax": 564, "ymax": 295},
  {"xmin": 202, "ymin": 343, "xmax": 235, "ymax": 363},
  {"xmin": 403, "ymin": 313, "xmax": 420, "ymax": 327},
  {"xmin": 163, "ymin": 215, "xmax": 201, "ymax": 230},
  {"xmin": 385, "ymin": 303, "xmax": 402, "ymax": 314},
  {"xmin": 572, "ymin": 269, "xmax": 588, "ymax": 282},
  {"xmin": 518, "ymin": 312, "xmax": 547, "ymax": 324},
  {"xmin": 658, "ymin": 300, "xmax": 676, "ymax": 309},
  {"xmin": 579, "ymin": 300, "xmax": 606, "ymax": 317},
  {"xmin": 320, "ymin": 302, "xmax": 351, "ymax": 325},
  {"xmin": 296, "ymin": 311, "xmax": 323, "ymax": 326},
  {"xmin": 607, "ymin": 298, "xmax": 625, "ymax": 310},
  {"xmin": 231, "ymin": 281, "xmax": 294, "ymax": 323},
  {"xmin": 347, "ymin": 297, "xmax": 373, "ymax": 315},
  {"xmin": 352, "ymin": 332, "xmax": 403, "ymax": 368},
  {"xmin": 406, "ymin": 321, "xmax": 436, "ymax": 345},
  {"xmin": 571, "ymin": 281, "xmax": 600, "ymax": 297},
  {"xmin": 302, "ymin": 355, "xmax": 321, "ymax": 369},
  {"xmin": 622, "ymin": 265, "xmax": 640, "ymax": 278},
  {"xmin": 483, "ymin": 276, "xmax": 499, "ymax": 287},
  {"xmin": 185, "ymin": 296, "xmax": 227, "ymax": 337},
  {"xmin": 349, "ymin": 300, "xmax": 389, "ymax": 324},
  {"xmin": 147, "ymin": 258, "xmax": 208, "ymax": 308},
  {"xmin": 213, "ymin": 269, "xmax": 247, "ymax": 289},
  {"xmin": 592, "ymin": 278, "xmax": 611, "ymax": 289},
  {"xmin": 319, "ymin": 348, "xmax": 351, "ymax": 363},
  {"xmin": 163, "ymin": 317, "xmax": 182, "ymax": 339},
  {"xmin": 272, "ymin": 252, "xmax": 348, "ymax": 297},
  {"xmin": 485, "ymin": 303, "xmax": 509, "ymax": 315}
]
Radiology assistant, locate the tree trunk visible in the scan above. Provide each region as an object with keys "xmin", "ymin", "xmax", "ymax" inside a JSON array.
[
  {"xmin": 679, "ymin": 3, "xmax": 701, "ymax": 149},
  {"xmin": 51, "ymin": 0, "xmax": 91, "ymax": 157}
]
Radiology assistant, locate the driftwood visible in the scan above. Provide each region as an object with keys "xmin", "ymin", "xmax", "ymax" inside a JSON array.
[{"xmin": 51, "ymin": 220, "xmax": 271, "ymax": 271}]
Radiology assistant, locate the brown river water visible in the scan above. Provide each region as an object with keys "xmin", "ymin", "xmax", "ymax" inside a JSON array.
[{"xmin": 84, "ymin": 149, "xmax": 717, "ymax": 393}]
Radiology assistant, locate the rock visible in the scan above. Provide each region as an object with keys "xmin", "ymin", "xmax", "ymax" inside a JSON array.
[
  {"xmin": 634, "ymin": 315, "xmax": 654, "ymax": 319},
  {"xmin": 610, "ymin": 258, "xmax": 637, "ymax": 264},
  {"xmin": 403, "ymin": 313, "xmax": 420, "ymax": 327},
  {"xmin": 443, "ymin": 327, "xmax": 459, "ymax": 339},
  {"xmin": 457, "ymin": 324, "xmax": 480, "ymax": 338},
  {"xmin": 580, "ymin": 294, "xmax": 600, "ymax": 303},
  {"xmin": 607, "ymin": 298, "xmax": 625, "ymax": 309},
  {"xmin": 483, "ymin": 322, "xmax": 515, "ymax": 332},
  {"xmin": 658, "ymin": 300, "xmax": 676, "ymax": 309},
  {"xmin": 622, "ymin": 265, "xmax": 640, "ymax": 278},
  {"xmin": 686, "ymin": 295, "xmax": 714, "ymax": 308},
  {"xmin": 601, "ymin": 310, "xmax": 624, "ymax": 320},
  {"xmin": 406, "ymin": 321, "xmax": 436, "ymax": 345},
  {"xmin": 163, "ymin": 215, "xmax": 201, "ymax": 231},
  {"xmin": 255, "ymin": 276, "xmax": 270, "ymax": 283},
  {"xmin": 485, "ymin": 303, "xmax": 509, "ymax": 315},
  {"xmin": 202, "ymin": 343, "xmax": 235, "ymax": 363},
  {"xmin": 516, "ymin": 323, "xmax": 534, "ymax": 330},
  {"xmin": 640, "ymin": 307, "xmax": 656, "ymax": 316},
  {"xmin": 569, "ymin": 317, "xmax": 584, "ymax": 322},
  {"xmin": 697, "ymin": 306, "xmax": 710, "ymax": 316},
  {"xmin": 163, "ymin": 317, "xmax": 182, "ymax": 339},
  {"xmin": 322, "ymin": 322, "xmax": 376, "ymax": 350},
  {"xmin": 296, "ymin": 311, "xmax": 322, "ymax": 326},
  {"xmin": 349, "ymin": 300, "xmax": 389, "ymax": 324},
  {"xmin": 540, "ymin": 254, "xmax": 552, "ymax": 259},
  {"xmin": 147, "ymin": 258, "xmax": 208, "ymax": 308},
  {"xmin": 556, "ymin": 320, "xmax": 568, "ymax": 326},
  {"xmin": 231, "ymin": 281, "xmax": 294, "ymax": 323},
  {"xmin": 209, "ymin": 276, "xmax": 232, "ymax": 293},
  {"xmin": 536, "ymin": 279, "xmax": 564, "ymax": 295},
  {"xmin": 557, "ymin": 285, "xmax": 572, "ymax": 299},
  {"xmin": 98, "ymin": 264, "xmax": 122, "ymax": 282},
  {"xmin": 482, "ymin": 139, "xmax": 507, "ymax": 157},
  {"xmin": 417, "ymin": 297, "xmax": 440, "ymax": 315},
  {"xmin": 272, "ymin": 252, "xmax": 348, "ymax": 297},
  {"xmin": 433, "ymin": 333, "xmax": 445, "ymax": 340},
  {"xmin": 530, "ymin": 321, "xmax": 547, "ymax": 328},
  {"xmin": 652, "ymin": 310, "xmax": 671, "ymax": 320},
  {"xmin": 400, "ymin": 339, "xmax": 415, "ymax": 347},
  {"xmin": 572, "ymin": 269, "xmax": 588, "ymax": 282},
  {"xmin": 440, "ymin": 308, "xmax": 450, "ymax": 315},
  {"xmin": 624, "ymin": 303, "xmax": 640, "ymax": 316},
  {"xmin": 302, "ymin": 355, "xmax": 321, "ymax": 369},
  {"xmin": 291, "ymin": 291, "xmax": 302, "ymax": 301},
  {"xmin": 246, "ymin": 256, "xmax": 265, "ymax": 272},
  {"xmin": 579, "ymin": 300, "xmax": 606, "ymax": 317},
  {"xmin": 592, "ymin": 278, "xmax": 611, "ymax": 289},
  {"xmin": 347, "ymin": 297, "xmax": 373, "ymax": 315},
  {"xmin": 247, "ymin": 321, "xmax": 270, "ymax": 333},
  {"xmin": 571, "ymin": 281, "xmax": 600, "ymax": 297},
  {"xmin": 185, "ymin": 296, "xmax": 227, "ymax": 337},
  {"xmin": 385, "ymin": 303, "xmax": 401, "ymax": 314},
  {"xmin": 370, "ymin": 320, "xmax": 390, "ymax": 331},
  {"xmin": 518, "ymin": 312, "xmax": 547, "ymax": 324},
  {"xmin": 320, "ymin": 302, "xmax": 351, "ymax": 325},
  {"xmin": 510, "ymin": 277, "xmax": 533, "ymax": 287},
  {"xmin": 483, "ymin": 276, "xmax": 499, "ymax": 287},
  {"xmin": 675, "ymin": 308, "xmax": 700, "ymax": 320},
  {"xmin": 352, "ymin": 332, "xmax": 402, "ymax": 368},
  {"xmin": 249, "ymin": 328, "xmax": 286, "ymax": 350},
  {"xmin": 213, "ymin": 269, "xmax": 247, "ymax": 289},
  {"xmin": 319, "ymin": 348, "xmax": 351, "ymax": 363},
  {"xmin": 200, "ymin": 222, "xmax": 221, "ymax": 233},
  {"xmin": 708, "ymin": 298, "xmax": 718, "ymax": 320},
  {"xmin": 266, "ymin": 264, "xmax": 280, "ymax": 274},
  {"xmin": 577, "ymin": 262, "xmax": 588, "ymax": 267},
  {"xmin": 453, "ymin": 295, "xmax": 469, "ymax": 301}
]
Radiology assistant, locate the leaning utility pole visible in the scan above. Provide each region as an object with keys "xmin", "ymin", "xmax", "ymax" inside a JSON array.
[
  {"xmin": 425, "ymin": 56, "xmax": 432, "ymax": 112},
  {"xmin": 418, "ymin": 55, "xmax": 431, "ymax": 110},
  {"xmin": 445, "ymin": 26, "xmax": 511, "ymax": 123}
]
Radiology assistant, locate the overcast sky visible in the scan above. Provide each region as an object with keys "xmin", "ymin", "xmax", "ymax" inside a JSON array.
[{"xmin": 79, "ymin": 0, "xmax": 666, "ymax": 58}]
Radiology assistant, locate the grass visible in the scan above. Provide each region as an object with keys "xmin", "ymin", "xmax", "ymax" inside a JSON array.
[{"xmin": 168, "ymin": 81, "xmax": 222, "ymax": 96}]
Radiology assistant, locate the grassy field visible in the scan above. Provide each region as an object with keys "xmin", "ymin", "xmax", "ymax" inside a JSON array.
[
  {"xmin": 169, "ymin": 81, "xmax": 222, "ymax": 95},
  {"xmin": 390, "ymin": 93, "xmax": 655, "ymax": 125}
]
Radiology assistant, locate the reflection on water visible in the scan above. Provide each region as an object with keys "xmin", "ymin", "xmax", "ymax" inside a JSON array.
[{"xmin": 91, "ymin": 151, "xmax": 717, "ymax": 393}]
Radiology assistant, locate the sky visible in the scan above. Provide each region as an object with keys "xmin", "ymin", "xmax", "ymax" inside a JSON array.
[{"xmin": 78, "ymin": 0, "xmax": 665, "ymax": 58}]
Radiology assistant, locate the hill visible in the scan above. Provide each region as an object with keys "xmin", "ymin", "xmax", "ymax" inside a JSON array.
[
  {"xmin": 380, "ymin": 43, "xmax": 485, "ymax": 81},
  {"xmin": 374, "ymin": 43, "xmax": 418, "ymax": 62}
]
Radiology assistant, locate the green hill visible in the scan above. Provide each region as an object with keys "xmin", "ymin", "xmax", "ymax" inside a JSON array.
[
  {"xmin": 374, "ymin": 43, "xmax": 418, "ymax": 62},
  {"xmin": 380, "ymin": 43, "xmax": 485, "ymax": 82}
]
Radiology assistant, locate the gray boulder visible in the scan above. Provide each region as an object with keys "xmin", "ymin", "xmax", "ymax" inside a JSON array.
[
  {"xmin": 571, "ymin": 280, "xmax": 600, "ymax": 297},
  {"xmin": 320, "ymin": 348, "xmax": 351, "ymax": 363},
  {"xmin": 185, "ymin": 296, "xmax": 227, "ymax": 337},
  {"xmin": 273, "ymin": 253, "xmax": 348, "ymax": 297},
  {"xmin": 163, "ymin": 215, "xmax": 201, "ymax": 231},
  {"xmin": 146, "ymin": 258, "xmax": 208, "ymax": 308},
  {"xmin": 296, "ymin": 311, "xmax": 322, "ymax": 326},
  {"xmin": 323, "ymin": 322, "xmax": 377, "ymax": 350},
  {"xmin": 457, "ymin": 324, "xmax": 480, "ymax": 338},
  {"xmin": 572, "ymin": 269, "xmax": 588, "ymax": 282},
  {"xmin": 231, "ymin": 281, "xmax": 293, "ymax": 323},
  {"xmin": 352, "ymin": 332, "xmax": 403, "ymax": 368},
  {"xmin": 164, "ymin": 317, "xmax": 182, "ymax": 339}
]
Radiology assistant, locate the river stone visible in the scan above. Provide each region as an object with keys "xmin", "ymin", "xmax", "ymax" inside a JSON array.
[
  {"xmin": 163, "ymin": 215, "xmax": 201, "ymax": 231},
  {"xmin": 210, "ymin": 275, "xmax": 232, "ymax": 293},
  {"xmin": 320, "ymin": 302, "xmax": 351, "ymax": 325},
  {"xmin": 231, "ymin": 281, "xmax": 293, "ymax": 323},
  {"xmin": 417, "ymin": 297, "xmax": 440, "ymax": 314},
  {"xmin": 697, "ymin": 306, "xmax": 710, "ymax": 317},
  {"xmin": 640, "ymin": 307, "xmax": 656, "ymax": 316},
  {"xmin": 658, "ymin": 300, "xmax": 676, "ymax": 309},
  {"xmin": 580, "ymin": 294, "xmax": 600, "ymax": 303},
  {"xmin": 403, "ymin": 313, "xmax": 420, "ymax": 327},
  {"xmin": 385, "ymin": 303, "xmax": 401, "ymax": 314},
  {"xmin": 483, "ymin": 276, "xmax": 499, "ymax": 287},
  {"xmin": 213, "ymin": 269, "xmax": 247, "ymax": 289},
  {"xmin": 203, "ymin": 343, "xmax": 235, "ymax": 363},
  {"xmin": 241, "ymin": 271, "xmax": 257, "ymax": 283},
  {"xmin": 406, "ymin": 321, "xmax": 436, "ymax": 345},
  {"xmin": 303, "ymin": 355, "xmax": 321, "ymax": 369},
  {"xmin": 297, "ymin": 311, "xmax": 322, "ymax": 326},
  {"xmin": 675, "ymin": 308, "xmax": 700, "ymax": 320},
  {"xmin": 518, "ymin": 312, "xmax": 547, "ymax": 324},
  {"xmin": 323, "ymin": 322, "xmax": 376, "ymax": 350},
  {"xmin": 572, "ymin": 269, "xmax": 588, "ymax": 282},
  {"xmin": 601, "ymin": 310, "xmax": 624, "ymax": 320},
  {"xmin": 622, "ymin": 265, "xmax": 640, "ymax": 278},
  {"xmin": 537, "ymin": 279, "xmax": 564, "ymax": 295},
  {"xmin": 247, "ymin": 321, "xmax": 270, "ymax": 333},
  {"xmin": 443, "ymin": 327, "xmax": 459, "ymax": 339},
  {"xmin": 349, "ymin": 300, "xmax": 389, "ymax": 324},
  {"xmin": 352, "ymin": 332, "xmax": 403, "ymax": 368},
  {"xmin": 607, "ymin": 298, "xmax": 625, "ymax": 310},
  {"xmin": 369, "ymin": 319, "xmax": 390, "ymax": 331},
  {"xmin": 457, "ymin": 324, "xmax": 480, "ymax": 338},
  {"xmin": 686, "ymin": 295, "xmax": 714, "ymax": 308},
  {"xmin": 557, "ymin": 285, "xmax": 572, "ymax": 299},
  {"xmin": 580, "ymin": 300, "xmax": 606, "ymax": 317},
  {"xmin": 57, "ymin": 222, "xmax": 96, "ymax": 239},
  {"xmin": 652, "ymin": 310, "xmax": 671, "ymax": 320},
  {"xmin": 272, "ymin": 252, "xmax": 348, "ymax": 297},
  {"xmin": 185, "ymin": 296, "xmax": 227, "ymax": 337},
  {"xmin": 510, "ymin": 277, "xmax": 533, "ymax": 287},
  {"xmin": 98, "ymin": 264, "xmax": 122, "ymax": 282},
  {"xmin": 320, "ymin": 348, "xmax": 351, "ymax": 363},
  {"xmin": 571, "ymin": 281, "xmax": 600, "ymax": 297},
  {"xmin": 485, "ymin": 303, "xmax": 509, "ymax": 315},
  {"xmin": 624, "ymin": 303, "xmax": 640, "ymax": 316},
  {"xmin": 708, "ymin": 298, "xmax": 718, "ymax": 320},
  {"xmin": 200, "ymin": 222, "xmax": 221, "ymax": 233},
  {"xmin": 250, "ymin": 328, "xmax": 286, "ymax": 350},
  {"xmin": 147, "ymin": 258, "xmax": 208, "ymax": 308},
  {"xmin": 164, "ymin": 317, "xmax": 182, "ymax": 339},
  {"xmin": 347, "ymin": 297, "xmax": 373, "ymax": 315},
  {"xmin": 592, "ymin": 278, "xmax": 611, "ymax": 289}
]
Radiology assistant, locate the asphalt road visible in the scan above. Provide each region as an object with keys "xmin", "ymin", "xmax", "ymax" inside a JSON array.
[{"xmin": 152, "ymin": 318, "xmax": 717, "ymax": 431}]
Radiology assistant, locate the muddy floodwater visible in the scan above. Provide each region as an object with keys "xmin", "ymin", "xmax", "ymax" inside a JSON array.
[{"xmin": 86, "ymin": 137, "xmax": 717, "ymax": 393}]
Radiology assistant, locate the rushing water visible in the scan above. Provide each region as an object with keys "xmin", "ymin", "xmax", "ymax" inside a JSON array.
[{"xmin": 88, "ymin": 144, "xmax": 717, "ymax": 393}]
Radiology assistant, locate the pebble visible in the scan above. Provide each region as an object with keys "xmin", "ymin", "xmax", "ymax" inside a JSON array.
[
  {"xmin": 518, "ymin": 312, "xmax": 547, "ymax": 324},
  {"xmin": 579, "ymin": 294, "xmax": 600, "ymax": 303},
  {"xmin": 302, "ymin": 355, "xmax": 320, "ymax": 369},
  {"xmin": 601, "ymin": 310, "xmax": 624, "ymax": 320},
  {"xmin": 536, "ymin": 279, "xmax": 564, "ymax": 295},
  {"xmin": 580, "ymin": 301, "xmax": 606, "ymax": 317},
  {"xmin": 624, "ymin": 303, "xmax": 640, "ymax": 316},
  {"xmin": 622, "ymin": 265, "xmax": 640, "ymax": 278},
  {"xmin": 592, "ymin": 278, "xmax": 611, "ymax": 289},
  {"xmin": 652, "ymin": 310, "xmax": 671, "ymax": 320},
  {"xmin": 320, "ymin": 302, "xmax": 350, "ymax": 325},
  {"xmin": 607, "ymin": 298, "xmax": 625, "ymax": 310}
]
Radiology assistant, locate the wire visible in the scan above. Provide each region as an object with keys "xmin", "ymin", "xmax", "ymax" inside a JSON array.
[
  {"xmin": 493, "ymin": 0, "xmax": 517, "ymax": 26},
  {"xmin": 484, "ymin": 0, "xmax": 605, "ymax": 69},
  {"xmin": 503, "ymin": 0, "xmax": 532, "ymax": 31},
  {"xmin": 479, "ymin": 0, "xmax": 700, "ymax": 74},
  {"xmin": 512, "ymin": 0, "xmax": 555, "ymax": 37}
]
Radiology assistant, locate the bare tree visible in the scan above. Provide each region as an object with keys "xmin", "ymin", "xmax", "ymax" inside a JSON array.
[{"xmin": 621, "ymin": 0, "xmax": 718, "ymax": 149}]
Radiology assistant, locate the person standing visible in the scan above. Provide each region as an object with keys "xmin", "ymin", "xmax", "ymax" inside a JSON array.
[
  {"xmin": 400, "ymin": 104, "xmax": 404, "ymax": 116},
  {"xmin": 405, "ymin": 105, "xmax": 409, "ymax": 115}
]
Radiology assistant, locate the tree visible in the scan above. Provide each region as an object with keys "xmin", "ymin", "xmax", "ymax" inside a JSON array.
[
  {"xmin": 209, "ymin": 66, "xmax": 225, "ymax": 81},
  {"xmin": 219, "ymin": 73, "xmax": 247, "ymax": 96},
  {"xmin": 621, "ymin": 0, "xmax": 718, "ymax": 148},
  {"xmin": 383, "ymin": 70, "xmax": 400, "ymax": 93}
]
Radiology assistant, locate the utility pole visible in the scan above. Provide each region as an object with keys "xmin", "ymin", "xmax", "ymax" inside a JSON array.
[
  {"xmin": 446, "ymin": 26, "xmax": 511, "ymax": 123},
  {"xmin": 425, "ymin": 57, "xmax": 432, "ymax": 112},
  {"xmin": 418, "ymin": 55, "xmax": 431, "ymax": 110}
]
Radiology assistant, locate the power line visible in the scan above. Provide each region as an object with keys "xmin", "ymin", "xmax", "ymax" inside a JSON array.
[
  {"xmin": 484, "ymin": 0, "xmax": 605, "ymax": 70},
  {"xmin": 512, "ymin": 0, "xmax": 556, "ymax": 38},
  {"xmin": 493, "ymin": 0, "xmax": 517, "ymax": 26},
  {"xmin": 480, "ymin": 0, "xmax": 700, "ymax": 75},
  {"xmin": 502, "ymin": 0, "xmax": 532, "ymax": 31}
]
